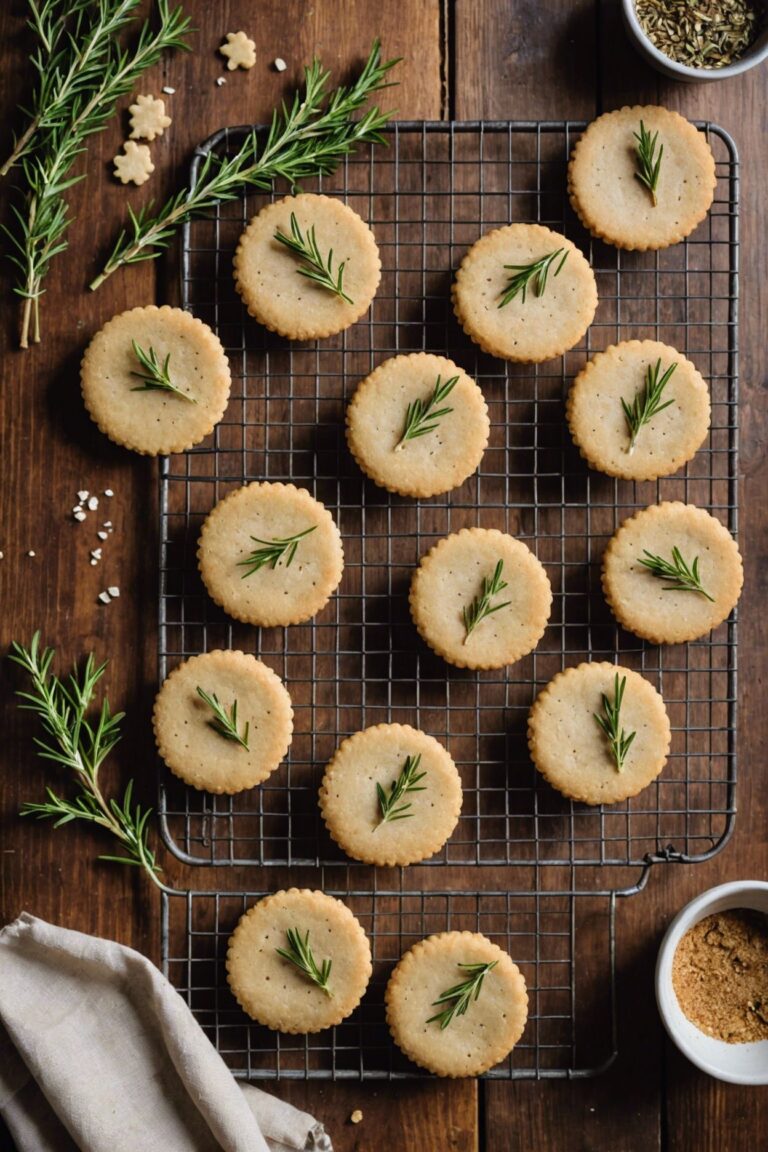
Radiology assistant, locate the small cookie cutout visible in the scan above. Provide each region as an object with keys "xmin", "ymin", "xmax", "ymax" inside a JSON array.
[
  {"xmin": 386, "ymin": 931, "xmax": 528, "ymax": 1077},
  {"xmin": 220, "ymin": 30, "xmax": 256, "ymax": 70},
  {"xmin": 152, "ymin": 650, "xmax": 293, "ymax": 794},
  {"xmin": 128, "ymin": 94, "xmax": 172, "ymax": 141},
  {"xmin": 602, "ymin": 502, "xmax": 743, "ymax": 644},
  {"xmin": 227, "ymin": 890, "xmax": 372, "ymax": 1033},
  {"xmin": 528, "ymin": 662, "xmax": 671, "ymax": 805},
  {"xmin": 319, "ymin": 724, "xmax": 463, "ymax": 866},
  {"xmin": 113, "ymin": 140, "xmax": 154, "ymax": 186}
]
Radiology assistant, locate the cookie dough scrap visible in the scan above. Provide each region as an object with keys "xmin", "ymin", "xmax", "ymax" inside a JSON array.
[
  {"xmin": 220, "ymin": 30, "xmax": 257, "ymax": 70},
  {"xmin": 113, "ymin": 140, "xmax": 154, "ymax": 186}
]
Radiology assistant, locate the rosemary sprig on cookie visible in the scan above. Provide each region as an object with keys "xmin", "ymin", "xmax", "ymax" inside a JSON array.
[
  {"xmin": 196, "ymin": 688, "xmax": 249, "ymax": 749},
  {"xmin": 593, "ymin": 673, "xmax": 636, "ymax": 773},
  {"xmin": 638, "ymin": 546, "xmax": 715, "ymax": 601},
  {"xmin": 274, "ymin": 212, "xmax": 353, "ymax": 303},
  {"xmin": 376, "ymin": 753, "xmax": 427, "ymax": 826},
  {"xmin": 622, "ymin": 358, "xmax": 677, "ymax": 454},
  {"xmin": 91, "ymin": 40, "xmax": 400, "ymax": 290},
  {"xmin": 276, "ymin": 928, "xmax": 333, "ymax": 996},
  {"xmin": 7, "ymin": 633, "xmax": 163, "ymax": 889},
  {"xmin": 395, "ymin": 374, "xmax": 459, "ymax": 450},
  {"xmin": 238, "ymin": 526, "xmax": 317, "ymax": 578},
  {"xmin": 634, "ymin": 120, "xmax": 663, "ymax": 207},
  {"xmin": 498, "ymin": 248, "xmax": 569, "ymax": 308},
  {"xmin": 130, "ymin": 340, "xmax": 196, "ymax": 402},
  {"xmin": 427, "ymin": 960, "xmax": 498, "ymax": 1029},
  {"xmin": 463, "ymin": 560, "xmax": 512, "ymax": 642}
]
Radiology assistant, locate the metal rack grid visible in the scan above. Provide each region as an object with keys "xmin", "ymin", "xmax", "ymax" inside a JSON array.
[{"xmin": 158, "ymin": 121, "xmax": 739, "ymax": 872}]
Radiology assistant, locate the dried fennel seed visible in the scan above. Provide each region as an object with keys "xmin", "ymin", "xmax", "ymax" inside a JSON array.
[{"xmin": 635, "ymin": 0, "xmax": 764, "ymax": 68}]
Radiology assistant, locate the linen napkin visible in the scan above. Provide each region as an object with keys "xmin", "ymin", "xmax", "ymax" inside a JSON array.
[{"xmin": 0, "ymin": 913, "xmax": 333, "ymax": 1152}]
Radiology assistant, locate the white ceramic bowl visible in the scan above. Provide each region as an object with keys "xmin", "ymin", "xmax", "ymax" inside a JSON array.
[
  {"xmin": 656, "ymin": 881, "xmax": 768, "ymax": 1084},
  {"xmin": 621, "ymin": 0, "xmax": 768, "ymax": 82}
]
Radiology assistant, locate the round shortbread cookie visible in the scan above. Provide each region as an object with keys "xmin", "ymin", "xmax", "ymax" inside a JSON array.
[
  {"xmin": 346, "ymin": 353, "xmax": 490, "ymax": 498},
  {"xmin": 81, "ymin": 305, "xmax": 231, "ymax": 455},
  {"xmin": 566, "ymin": 340, "xmax": 711, "ymax": 480},
  {"xmin": 319, "ymin": 724, "xmax": 463, "ymax": 866},
  {"xmin": 197, "ymin": 481, "xmax": 344, "ymax": 627},
  {"xmin": 452, "ymin": 224, "xmax": 597, "ymax": 363},
  {"xmin": 528, "ymin": 662, "xmax": 671, "ymax": 805},
  {"xmin": 385, "ymin": 931, "xmax": 528, "ymax": 1077},
  {"xmin": 410, "ymin": 527, "xmax": 552, "ymax": 670},
  {"xmin": 234, "ymin": 193, "xmax": 381, "ymax": 340},
  {"xmin": 152, "ymin": 650, "xmax": 293, "ymax": 794},
  {"xmin": 226, "ymin": 889, "xmax": 372, "ymax": 1033},
  {"xmin": 568, "ymin": 106, "xmax": 716, "ymax": 251},
  {"xmin": 602, "ymin": 502, "xmax": 743, "ymax": 644}
]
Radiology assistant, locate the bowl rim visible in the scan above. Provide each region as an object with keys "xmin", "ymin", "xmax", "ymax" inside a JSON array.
[
  {"xmin": 655, "ymin": 880, "xmax": 768, "ymax": 1084},
  {"xmin": 621, "ymin": 0, "xmax": 768, "ymax": 80}
]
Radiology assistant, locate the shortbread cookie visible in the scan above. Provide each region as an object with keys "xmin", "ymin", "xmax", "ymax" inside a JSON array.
[
  {"xmin": 567, "ymin": 340, "xmax": 711, "ymax": 480},
  {"xmin": 128, "ymin": 94, "xmax": 172, "ymax": 141},
  {"xmin": 568, "ymin": 106, "xmax": 716, "ymax": 251},
  {"xmin": 410, "ymin": 527, "xmax": 552, "ymax": 670},
  {"xmin": 152, "ymin": 650, "xmax": 293, "ymax": 794},
  {"xmin": 346, "ymin": 353, "xmax": 490, "ymax": 498},
  {"xmin": 81, "ymin": 305, "xmax": 231, "ymax": 455},
  {"xmin": 197, "ymin": 481, "xmax": 344, "ymax": 627},
  {"xmin": 602, "ymin": 502, "xmax": 743, "ymax": 644},
  {"xmin": 528, "ymin": 663, "xmax": 671, "ymax": 805},
  {"xmin": 227, "ymin": 890, "xmax": 372, "ymax": 1033},
  {"xmin": 219, "ymin": 31, "xmax": 256, "ymax": 70},
  {"xmin": 319, "ymin": 724, "xmax": 463, "ymax": 866},
  {"xmin": 452, "ymin": 224, "xmax": 597, "ymax": 363},
  {"xmin": 386, "ymin": 932, "xmax": 528, "ymax": 1077},
  {"xmin": 234, "ymin": 194, "xmax": 381, "ymax": 340},
  {"xmin": 112, "ymin": 140, "xmax": 154, "ymax": 186}
]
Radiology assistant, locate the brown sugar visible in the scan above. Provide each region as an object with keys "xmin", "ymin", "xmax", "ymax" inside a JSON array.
[{"xmin": 672, "ymin": 909, "xmax": 768, "ymax": 1043}]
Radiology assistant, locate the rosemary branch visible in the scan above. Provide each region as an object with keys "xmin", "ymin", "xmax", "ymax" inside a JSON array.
[
  {"xmin": 90, "ymin": 40, "xmax": 400, "ymax": 290},
  {"xmin": 276, "ymin": 928, "xmax": 333, "ymax": 996},
  {"xmin": 130, "ymin": 340, "xmax": 196, "ymax": 402},
  {"xmin": 7, "ymin": 633, "xmax": 163, "ymax": 888},
  {"xmin": 274, "ymin": 212, "xmax": 353, "ymax": 303},
  {"xmin": 638, "ymin": 546, "xmax": 715, "ymax": 601},
  {"xmin": 462, "ymin": 560, "xmax": 512, "ymax": 642},
  {"xmin": 498, "ymin": 248, "xmax": 569, "ymax": 308},
  {"xmin": 375, "ymin": 754, "xmax": 427, "ymax": 827},
  {"xmin": 427, "ymin": 961, "xmax": 497, "ymax": 1030},
  {"xmin": 634, "ymin": 120, "xmax": 663, "ymax": 207},
  {"xmin": 622, "ymin": 358, "xmax": 676, "ymax": 454},
  {"xmin": 395, "ymin": 374, "xmax": 458, "ymax": 450},
  {"xmin": 237, "ymin": 526, "xmax": 317, "ymax": 578},
  {"xmin": 593, "ymin": 673, "xmax": 636, "ymax": 773},
  {"xmin": 196, "ymin": 687, "xmax": 249, "ymax": 749}
]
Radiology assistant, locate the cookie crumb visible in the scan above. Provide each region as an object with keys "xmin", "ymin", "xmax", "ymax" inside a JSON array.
[
  {"xmin": 88, "ymin": 495, "xmax": 99, "ymax": 511},
  {"xmin": 274, "ymin": 57, "xmax": 287, "ymax": 72},
  {"xmin": 104, "ymin": 489, "xmax": 114, "ymax": 497},
  {"xmin": 215, "ymin": 76, "xmax": 227, "ymax": 87},
  {"xmin": 98, "ymin": 591, "xmax": 112, "ymax": 605},
  {"xmin": 27, "ymin": 550, "xmax": 36, "ymax": 558},
  {"xmin": 73, "ymin": 509, "xmax": 87, "ymax": 522},
  {"xmin": 77, "ymin": 490, "xmax": 89, "ymax": 502},
  {"xmin": 97, "ymin": 530, "xmax": 108, "ymax": 540},
  {"xmin": 107, "ymin": 586, "xmax": 120, "ymax": 598},
  {"xmin": 350, "ymin": 1110, "xmax": 363, "ymax": 1125},
  {"xmin": 162, "ymin": 86, "xmax": 176, "ymax": 95}
]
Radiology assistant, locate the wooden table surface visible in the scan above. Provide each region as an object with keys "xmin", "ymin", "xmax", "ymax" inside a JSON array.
[{"xmin": 1, "ymin": 2, "xmax": 766, "ymax": 1149}]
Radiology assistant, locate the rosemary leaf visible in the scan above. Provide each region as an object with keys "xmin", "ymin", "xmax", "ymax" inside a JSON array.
[
  {"xmin": 621, "ymin": 358, "xmax": 677, "ymax": 454},
  {"xmin": 638, "ymin": 546, "xmax": 715, "ymax": 601},
  {"xmin": 498, "ymin": 248, "xmax": 569, "ymax": 308},
  {"xmin": 593, "ymin": 673, "xmax": 636, "ymax": 773},
  {"xmin": 238, "ymin": 526, "xmax": 317, "ymax": 578},
  {"xmin": 130, "ymin": 340, "xmax": 196, "ymax": 402},
  {"xmin": 395, "ymin": 374, "xmax": 458, "ymax": 450},
  {"xmin": 276, "ymin": 928, "xmax": 333, "ymax": 996},
  {"xmin": 274, "ymin": 212, "xmax": 353, "ymax": 303},
  {"xmin": 462, "ymin": 560, "xmax": 512, "ymax": 642},
  {"xmin": 196, "ymin": 687, "xmax": 249, "ymax": 750},
  {"xmin": 634, "ymin": 120, "xmax": 663, "ymax": 207},
  {"xmin": 427, "ymin": 960, "xmax": 497, "ymax": 1030},
  {"xmin": 375, "ymin": 754, "xmax": 427, "ymax": 826}
]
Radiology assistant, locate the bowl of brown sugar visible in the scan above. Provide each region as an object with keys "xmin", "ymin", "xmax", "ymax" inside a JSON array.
[{"xmin": 656, "ymin": 881, "xmax": 768, "ymax": 1083}]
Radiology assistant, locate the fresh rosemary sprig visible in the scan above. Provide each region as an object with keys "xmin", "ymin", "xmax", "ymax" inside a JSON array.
[
  {"xmin": 498, "ymin": 248, "xmax": 569, "ymax": 308},
  {"xmin": 634, "ymin": 120, "xmax": 663, "ymax": 207},
  {"xmin": 395, "ymin": 375, "xmax": 459, "ymax": 450},
  {"xmin": 375, "ymin": 754, "xmax": 427, "ymax": 826},
  {"xmin": 593, "ymin": 673, "xmax": 636, "ymax": 773},
  {"xmin": 238, "ymin": 526, "xmax": 317, "ymax": 578},
  {"xmin": 90, "ymin": 40, "xmax": 400, "ymax": 290},
  {"xmin": 7, "ymin": 632, "xmax": 162, "ymax": 888},
  {"xmin": 196, "ymin": 687, "xmax": 249, "ymax": 749},
  {"xmin": 638, "ymin": 547, "xmax": 715, "ymax": 601},
  {"xmin": 427, "ymin": 960, "xmax": 498, "ymax": 1030},
  {"xmin": 274, "ymin": 212, "xmax": 353, "ymax": 303},
  {"xmin": 130, "ymin": 340, "xmax": 196, "ymax": 403},
  {"xmin": 622, "ymin": 358, "xmax": 676, "ymax": 454},
  {"xmin": 276, "ymin": 928, "xmax": 333, "ymax": 996},
  {"xmin": 462, "ymin": 560, "xmax": 512, "ymax": 642}
]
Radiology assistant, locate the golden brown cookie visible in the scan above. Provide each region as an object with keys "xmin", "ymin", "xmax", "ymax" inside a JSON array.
[
  {"xmin": 81, "ymin": 305, "xmax": 231, "ymax": 455},
  {"xmin": 568, "ymin": 106, "xmax": 716, "ymax": 251},
  {"xmin": 452, "ymin": 224, "xmax": 597, "ymax": 363},
  {"xmin": 346, "ymin": 353, "xmax": 490, "ymax": 498},
  {"xmin": 528, "ymin": 662, "xmax": 671, "ymax": 805},
  {"xmin": 152, "ymin": 650, "xmax": 293, "ymax": 794},
  {"xmin": 197, "ymin": 481, "xmax": 344, "ymax": 627},
  {"xmin": 319, "ymin": 724, "xmax": 463, "ymax": 866},
  {"xmin": 234, "ymin": 193, "xmax": 381, "ymax": 340},
  {"xmin": 566, "ymin": 340, "xmax": 711, "ymax": 481},
  {"xmin": 226, "ymin": 890, "xmax": 372, "ymax": 1033},
  {"xmin": 385, "ymin": 931, "xmax": 528, "ymax": 1077},
  {"xmin": 410, "ymin": 527, "xmax": 552, "ymax": 669},
  {"xmin": 602, "ymin": 502, "xmax": 743, "ymax": 644}
]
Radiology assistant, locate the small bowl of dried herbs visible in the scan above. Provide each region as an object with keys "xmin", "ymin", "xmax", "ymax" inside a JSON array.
[
  {"xmin": 622, "ymin": 0, "xmax": 768, "ymax": 81},
  {"xmin": 656, "ymin": 881, "xmax": 768, "ymax": 1084}
]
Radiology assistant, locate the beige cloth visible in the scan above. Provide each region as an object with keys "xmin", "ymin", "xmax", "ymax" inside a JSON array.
[{"xmin": 0, "ymin": 913, "xmax": 332, "ymax": 1152}]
